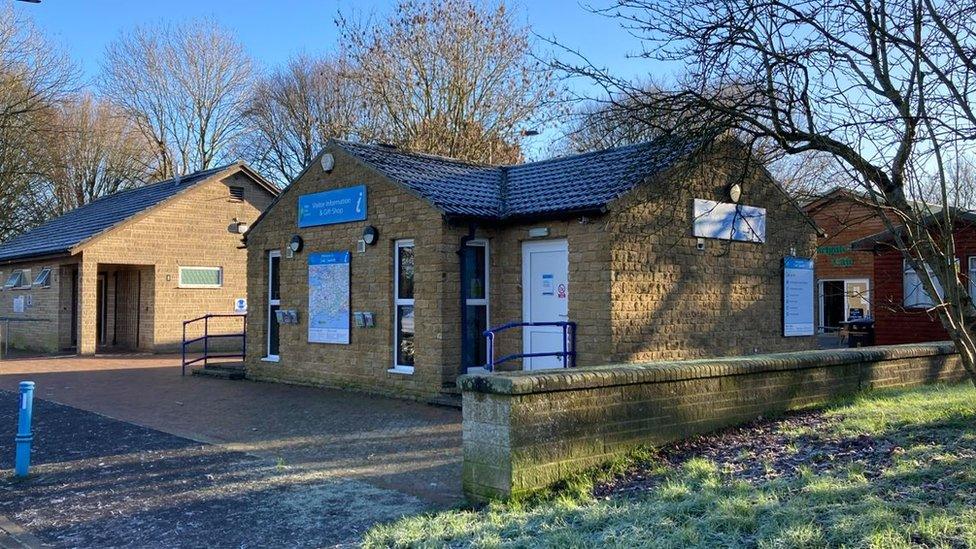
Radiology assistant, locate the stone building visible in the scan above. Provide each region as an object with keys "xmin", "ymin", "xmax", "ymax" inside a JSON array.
[
  {"xmin": 0, "ymin": 163, "xmax": 278, "ymax": 354},
  {"xmin": 243, "ymin": 135, "xmax": 819, "ymax": 401}
]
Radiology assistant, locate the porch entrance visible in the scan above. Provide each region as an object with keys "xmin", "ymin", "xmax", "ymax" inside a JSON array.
[
  {"xmin": 95, "ymin": 264, "xmax": 153, "ymax": 352},
  {"xmin": 521, "ymin": 239, "xmax": 569, "ymax": 370}
]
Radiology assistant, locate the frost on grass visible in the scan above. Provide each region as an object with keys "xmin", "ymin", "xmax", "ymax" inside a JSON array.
[{"xmin": 364, "ymin": 384, "xmax": 976, "ymax": 548}]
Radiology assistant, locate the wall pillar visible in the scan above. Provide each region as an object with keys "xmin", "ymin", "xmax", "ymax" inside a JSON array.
[{"xmin": 77, "ymin": 258, "xmax": 98, "ymax": 355}]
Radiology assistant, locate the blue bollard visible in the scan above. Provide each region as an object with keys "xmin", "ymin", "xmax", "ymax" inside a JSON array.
[{"xmin": 14, "ymin": 381, "xmax": 34, "ymax": 477}]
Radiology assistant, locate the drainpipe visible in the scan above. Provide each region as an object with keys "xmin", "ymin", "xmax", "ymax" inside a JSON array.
[{"xmin": 457, "ymin": 222, "xmax": 478, "ymax": 372}]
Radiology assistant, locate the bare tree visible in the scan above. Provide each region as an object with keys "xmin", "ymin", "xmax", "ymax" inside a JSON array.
[
  {"xmin": 37, "ymin": 94, "xmax": 155, "ymax": 214},
  {"xmin": 240, "ymin": 55, "xmax": 364, "ymax": 185},
  {"xmin": 337, "ymin": 0, "xmax": 560, "ymax": 164},
  {"xmin": 559, "ymin": 0, "xmax": 976, "ymax": 381},
  {"xmin": 100, "ymin": 19, "xmax": 253, "ymax": 178},
  {"xmin": 0, "ymin": 4, "xmax": 74, "ymax": 240}
]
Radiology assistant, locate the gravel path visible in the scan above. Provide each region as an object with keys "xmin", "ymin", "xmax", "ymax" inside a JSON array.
[{"xmin": 0, "ymin": 392, "xmax": 427, "ymax": 548}]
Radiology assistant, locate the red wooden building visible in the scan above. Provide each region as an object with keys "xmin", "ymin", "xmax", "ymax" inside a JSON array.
[{"xmin": 852, "ymin": 222, "xmax": 976, "ymax": 345}]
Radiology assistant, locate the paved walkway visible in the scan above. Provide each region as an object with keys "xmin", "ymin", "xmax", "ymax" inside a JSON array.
[{"xmin": 0, "ymin": 354, "xmax": 462, "ymax": 546}]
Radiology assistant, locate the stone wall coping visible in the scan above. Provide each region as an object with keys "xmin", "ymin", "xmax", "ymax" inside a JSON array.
[{"xmin": 458, "ymin": 342, "xmax": 958, "ymax": 395}]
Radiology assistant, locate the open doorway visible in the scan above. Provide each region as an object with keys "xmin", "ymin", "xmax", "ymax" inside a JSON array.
[{"xmin": 819, "ymin": 278, "xmax": 871, "ymax": 331}]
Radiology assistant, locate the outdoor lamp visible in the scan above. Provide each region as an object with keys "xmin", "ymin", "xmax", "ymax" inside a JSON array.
[
  {"xmin": 728, "ymin": 182, "xmax": 743, "ymax": 203},
  {"xmin": 362, "ymin": 226, "xmax": 379, "ymax": 246},
  {"xmin": 289, "ymin": 235, "xmax": 304, "ymax": 253}
]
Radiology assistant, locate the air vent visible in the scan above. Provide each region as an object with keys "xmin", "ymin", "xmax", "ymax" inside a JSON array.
[{"xmin": 229, "ymin": 186, "xmax": 245, "ymax": 201}]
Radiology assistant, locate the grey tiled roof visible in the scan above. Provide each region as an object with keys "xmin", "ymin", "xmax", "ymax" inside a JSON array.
[
  {"xmin": 0, "ymin": 165, "xmax": 234, "ymax": 263},
  {"xmin": 335, "ymin": 134, "xmax": 702, "ymax": 220}
]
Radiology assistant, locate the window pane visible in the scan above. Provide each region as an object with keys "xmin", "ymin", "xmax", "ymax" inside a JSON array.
[
  {"xmin": 463, "ymin": 305, "xmax": 487, "ymax": 366},
  {"xmin": 464, "ymin": 245, "xmax": 486, "ymax": 300},
  {"xmin": 396, "ymin": 305, "xmax": 415, "ymax": 366},
  {"xmin": 270, "ymin": 255, "xmax": 281, "ymax": 300},
  {"xmin": 4, "ymin": 271, "xmax": 21, "ymax": 289},
  {"xmin": 397, "ymin": 245, "xmax": 415, "ymax": 299},
  {"xmin": 181, "ymin": 268, "xmax": 221, "ymax": 286}
]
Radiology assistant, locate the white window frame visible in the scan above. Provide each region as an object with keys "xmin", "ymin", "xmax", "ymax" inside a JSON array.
[
  {"xmin": 33, "ymin": 267, "xmax": 52, "ymax": 288},
  {"xmin": 178, "ymin": 266, "xmax": 223, "ymax": 289},
  {"xmin": 818, "ymin": 278, "xmax": 871, "ymax": 329},
  {"xmin": 391, "ymin": 239, "xmax": 415, "ymax": 374},
  {"xmin": 4, "ymin": 269, "xmax": 30, "ymax": 290},
  {"xmin": 465, "ymin": 239, "xmax": 490, "ymax": 373},
  {"xmin": 969, "ymin": 257, "xmax": 976, "ymax": 302},
  {"xmin": 904, "ymin": 259, "xmax": 947, "ymax": 309},
  {"xmin": 264, "ymin": 250, "xmax": 281, "ymax": 362}
]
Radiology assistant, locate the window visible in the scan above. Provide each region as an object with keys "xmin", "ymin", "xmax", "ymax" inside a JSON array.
[
  {"xmin": 462, "ymin": 240, "xmax": 489, "ymax": 368},
  {"xmin": 178, "ymin": 266, "xmax": 223, "ymax": 288},
  {"xmin": 229, "ymin": 185, "xmax": 245, "ymax": 201},
  {"xmin": 4, "ymin": 269, "xmax": 30, "ymax": 290},
  {"xmin": 33, "ymin": 268, "xmax": 52, "ymax": 288},
  {"xmin": 969, "ymin": 257, "xmax": 976, "ymax": 302},
  {"xmin": 904, "ymin": 260, "xmax": 946, "ymax": 308},
  {"xmin": 265, "ymin": 251, "xmax": 281, "ymax": 360},
  {"xmin": 393, "ymin": 240, "xmax": 415, "ymax": 373}
]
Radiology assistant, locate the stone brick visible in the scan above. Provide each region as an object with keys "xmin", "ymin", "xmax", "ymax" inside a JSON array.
[{"xmin": 460, "ymin": 342, "xmax": 967, "ymax": 501}]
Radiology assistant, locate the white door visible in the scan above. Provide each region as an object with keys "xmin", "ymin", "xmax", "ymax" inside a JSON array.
[{"xmin": 522, "ymin": 239, "xmax": 569, "ymax": 370}]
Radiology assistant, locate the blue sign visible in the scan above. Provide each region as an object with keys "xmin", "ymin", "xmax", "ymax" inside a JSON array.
[
  {"xmin": 783, "ymin": 257, "xmax": 815, "ymax": 337},
  {"xmin": 308, "ymin": 251, "xmax": 351, "ymax": 265},
  {"xmin": 298, "ymin": 186, "xmax": 367, "ymax": 228}
]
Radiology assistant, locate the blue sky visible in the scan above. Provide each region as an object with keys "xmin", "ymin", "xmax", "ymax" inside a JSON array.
[{"xmin": 13, "ymin": 0, "xmax": 674, "ymax": 153}]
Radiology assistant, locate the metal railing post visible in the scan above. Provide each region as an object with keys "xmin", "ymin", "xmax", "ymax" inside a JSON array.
[
  {"xmin": 203, "ymin": 315, "xmax": 209, "ymax": 369},
  {"xmin": 241, "ymin": 314, "xmax": 246, "ymax": 364},
  {"xmin": 570, "ymin": 322, "xmax": 577, "ymax": 368},
  {"xmin": 181, "ymin": 321, "xmax": 187, "ymax": 376}
]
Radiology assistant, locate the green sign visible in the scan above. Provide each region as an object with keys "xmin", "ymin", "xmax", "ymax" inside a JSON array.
[
  {"xmin": 818, "ymin": 245, "xmax": 850, "ymax": 255},
  {"xmin": 831, "ymin": 257, "xmax": 854, "ymax": 267}
]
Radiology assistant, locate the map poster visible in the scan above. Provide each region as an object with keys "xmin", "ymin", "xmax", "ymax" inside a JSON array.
[
  {"xmin": 308, "ymin": 251, "xmax": 351, "ymax": 344},
  {"xmin": 783, "ymin": 257, "xmax": 815, "ymax": 337}
]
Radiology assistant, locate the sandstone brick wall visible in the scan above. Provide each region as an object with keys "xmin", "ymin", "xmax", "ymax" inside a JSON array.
[
  {"xmin": 606, "ymin": 143, "xmax": 818, "ymax": 361},
  {"xmin": 459, "ymin": 342, "xmax": 966, "ymax": 501},
  {"xmin": 245, "ymin": 147, "xmax": 455, "ymax": 400},
  {"xmin": 0, "ymin": 258, "xmax": 71, "ymax": 352},
  {"xmin": 80, "ymin": 171, "xmax": 273, "ymax": 352}
]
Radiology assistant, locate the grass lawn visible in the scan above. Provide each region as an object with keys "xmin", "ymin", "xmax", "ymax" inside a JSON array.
[{"xmin": 364, "ymin": 383, "xmax": 976, "ymax": 548}]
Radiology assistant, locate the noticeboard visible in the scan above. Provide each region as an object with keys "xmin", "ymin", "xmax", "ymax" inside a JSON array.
[
  {"xmin": 308, "ymin": 251, "xmax": 351, "ymax": 344},
  {"xmin": 783, "ymin": 257, "xmax": 815, "ymax": 337}
]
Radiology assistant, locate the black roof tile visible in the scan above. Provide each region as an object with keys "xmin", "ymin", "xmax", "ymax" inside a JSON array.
[
  {"xmin": 335, "ymin": 134, "xmax": 702, "ymax": 220},
  {"xmin": 0, "ymin": 165, "xmax": 235, "ymax": 263}
]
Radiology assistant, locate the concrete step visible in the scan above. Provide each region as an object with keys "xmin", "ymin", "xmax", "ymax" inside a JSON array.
[
  {"xmin": 191, "ymin": 366, "xmax": 245, "ymax": 380},
  {"xmin": 427, "ymin": 393, "xmax": 461, "ymax": 409}
]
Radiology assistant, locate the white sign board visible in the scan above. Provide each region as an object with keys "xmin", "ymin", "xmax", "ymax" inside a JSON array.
[
  {"xmin": 308, "ymin": 251, "xmax": 351, "ymax": 344},
  {"xmin": 783, "ymin": 257, "xmax": 815, "ymax": 336},
  {"xmin": 12, "ymin": 296, "xmax": 24, "ymax": 314},
  {"xmin": 234, "ymin": 298, "xmax": 247, "ymax": 313},
  {"xmin": 693, "ymin": 199, "xmax": 766, "ymax": 243}
]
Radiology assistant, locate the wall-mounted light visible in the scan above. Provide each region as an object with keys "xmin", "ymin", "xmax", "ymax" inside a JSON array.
[
  {"xmin": 320, "ymin": 153, "xmax": 335, "ymax": 173},
  {"xmin": 289, "ymin": 235, "xmax": 304, "ymax": 253},
  {"xmin": 728, "ymin": 182, "xmax": 742, "ymax": 203},
  {"xmin": 528, "ymin": 227, "xmax": 550, "ymax": 238},
  {"xmin": 362, "ymin": 225, "xmax": 379, "ymax": 246}
]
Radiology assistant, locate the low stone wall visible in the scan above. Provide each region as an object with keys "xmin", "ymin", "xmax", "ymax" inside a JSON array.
[{"xmin": 459, "ymin": 342, "xmax": 967, "ymax": 501}]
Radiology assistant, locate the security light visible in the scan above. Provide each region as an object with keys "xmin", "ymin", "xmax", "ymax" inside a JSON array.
[
  {"xmin": 289, "ymin": 234, "xmax": 304, "ymax": 253},
  {"xmin": 362, "ymin": 226, "xmax": 379, "ymax": 246}
]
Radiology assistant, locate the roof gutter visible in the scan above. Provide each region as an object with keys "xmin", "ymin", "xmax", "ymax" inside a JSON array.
[{"xmin": 0, "ymin": 250, "xmax": 73, "ymax": 267}]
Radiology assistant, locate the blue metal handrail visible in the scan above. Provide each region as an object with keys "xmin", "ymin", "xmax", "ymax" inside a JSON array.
[
  {"xmin": 181, "ymin": 313, "xmax": 246, "ymax": 376},
  {"xmin": 482, "ymin": 321, "xmax": 577, "ymax": 372}
]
